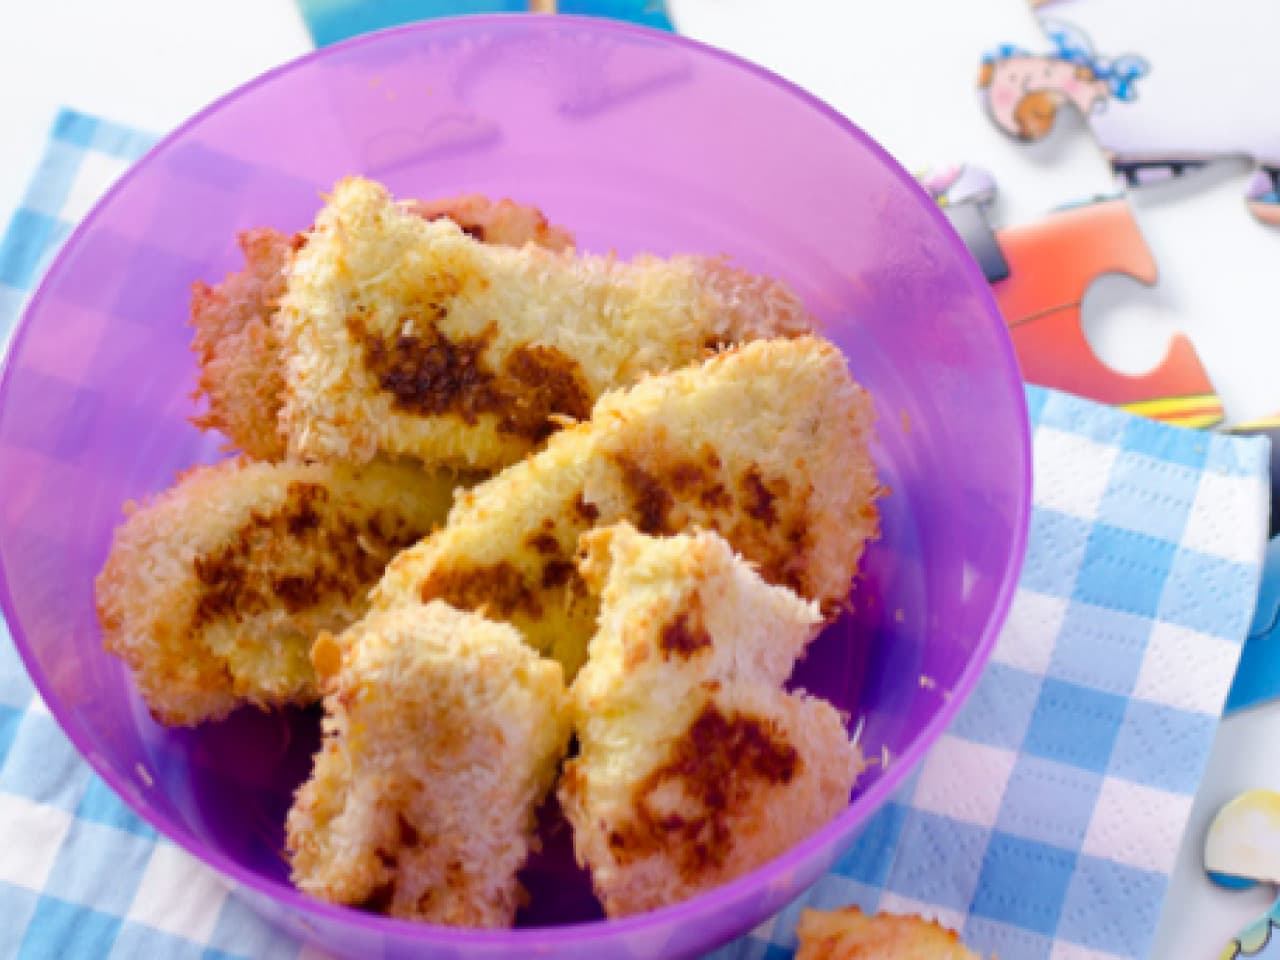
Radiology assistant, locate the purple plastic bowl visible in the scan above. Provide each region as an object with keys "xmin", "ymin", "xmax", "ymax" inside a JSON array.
[{"xmin": 0, "ymin": 15, "xmax": 1029, "ymax": 960}]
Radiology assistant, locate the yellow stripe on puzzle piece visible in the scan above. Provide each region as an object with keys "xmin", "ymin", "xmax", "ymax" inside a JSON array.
[
  {"xmin": 1119, "ymin": 394, "xmax": 1225, "ymax": 429},
  {"xmin": 1229, "ymin": 415, "xmax": 1280, "ymax": 434}
]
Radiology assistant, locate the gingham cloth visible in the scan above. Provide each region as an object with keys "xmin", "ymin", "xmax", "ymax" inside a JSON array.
[{"xmin": 0, "ymin": 110, "xmax": 1270, "ymax": 960}]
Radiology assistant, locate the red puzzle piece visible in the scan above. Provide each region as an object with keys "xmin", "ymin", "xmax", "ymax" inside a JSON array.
[
  {"xmin": 921, "ymin": 166, "xmax": 1223, "ymax": 427},
  {"xmin": 994, "ymin": 198, "xmax": 1222, "ymax": 427}
]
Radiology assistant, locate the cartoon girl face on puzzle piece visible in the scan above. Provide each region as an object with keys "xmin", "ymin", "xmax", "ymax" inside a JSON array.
[{"xmin": 979, "ymin": 22, "xmax": 1149, "ymax": 142}]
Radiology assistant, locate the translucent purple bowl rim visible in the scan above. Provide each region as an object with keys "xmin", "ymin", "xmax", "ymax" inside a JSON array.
[{"xmin": 0, "ymin": 13, "xmax": 1032, "ymax": 949}]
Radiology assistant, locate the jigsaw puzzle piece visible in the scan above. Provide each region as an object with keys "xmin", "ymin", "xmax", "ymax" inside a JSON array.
[
  {"xmin": 1221, "ymin": 909, "xmax": 1280, "ymax": 960},
  {"xmin": 994, "ymin": 196, "xmax": 1223, "ymax": 426},
  {"xmin": 1248, "ymin": 168, "xmax": 1280, "ymax": 226},
  {"xmin": 1206, "ymin": 791, "xmax": 1280, "ymax": 959},
  {"xmin": 917, "ymin": 163, "xmax": 997, "ymax": 208},
  {"xmin": 917, "ymin": 164, "xmax": 1009, "ymax": 282},
  {"xmin": 919, "ymin": 166, "xmax": 1224, "ymax": 427},
  {"xmin": 978, "ymin": 3, "xmax": 1280, "ymax": 225},
  {"xmin": 1207, "ymin": 790, "xmax": 1280, "ymax": 889}
]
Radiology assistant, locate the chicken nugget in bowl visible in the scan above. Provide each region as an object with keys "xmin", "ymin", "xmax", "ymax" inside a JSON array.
[
  {"xmin": 95, "ymin": 458, "xmax": 459, "ymax": 725},
  {"xmin": 287, "ymin": 602, "xmax": 571, "ymax": 926},
  {"xmin": 560, "ymin": 523, "xmax": 864, "ymax": 917}
]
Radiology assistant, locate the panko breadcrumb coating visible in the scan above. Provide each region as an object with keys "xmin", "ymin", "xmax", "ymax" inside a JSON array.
[
  {"xmin": 795, "ymin": 906, "xmax": 986, "ymax": 959},
  {"xmin": 373, "ymin": 336, "xmax": 880, "ymax": 678},
  {"xmin": 191, "ymin": 228, "xmax": 298, "ymax": 461},
  {"xmin": 276, "ymin": 177, "xmax": 813, "ymax": 467},
  {"xmin": 286, "ymin": 602, "xmax": 571, "ymax": 927},
  {"xmin": 559, "ymin": 523, "xmax": 863, "ymax": 918},
  {"xmin": 95, "ymin": 458, "xmax": 459, "ymax": 726},
  {"xmin": 190, "ymin": 194, "xmax": 575, "ymax": 460}
]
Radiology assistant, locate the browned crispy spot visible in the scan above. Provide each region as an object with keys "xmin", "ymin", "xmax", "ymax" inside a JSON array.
[
  {"xmin": 777, "ymin": 520, "xmax": 815, "ymax": 597},
  {"xmin": 668, "ymin": 460, "xmax": 705, "ymax": 492},
  {"xmin": 740, "ymin": 465, "xmax": 783, "ymax": 525},
  {"xmin": 723, "ymin": 470, "xmax": 811, "ymax": 596},
  {"xmin": 612, "ymin": 455, "xmax": 675, "ymax": 535},
  {"xmin": 607, "ymin": 703, "xmax": 799, "ymax": 879},
  {"xmin": 357, "ymin": 317, "xmax": 491, "ymax": 418},
  {"xmin": 525, "ymin": 531, "xmax": 561, "ymax": 556},
  {"xmin": 397, "ymin": 814, "xmax": 420, "ymax": 848},
  {"xmin": 703, "ymin": 334, "xmax": 732, "ymax": 352},
  {"xmin": 699, "ymin": 482, "xmax": 732, "ymax": 510},
  {"xmin": 573, "ymin": 493, "xmax": 600, "ymax": 523},
  {"xmin": 503, "ymin": 344, "xmax": 592, "ymax": 431},
  {"xmin": 605, "ymin": 444, "xmax": 823, "ymax": 597},
  {"xmin": 271, "ymin": 574, "xmax": 318, "ymax": 612},
  {"xmin": 348, "ymin": 310, "xmax": 590, "ymax": 443},
  {"xmin": 612, "ymin": 444, "xmax": 739, "ymax": 534},
  {"xmin": 191, "ymin": 483, "xmax": 426, "ymax": 627},
  {"xmin": 358, "ymin": 879, "xmax": 396, "ymax": 913},
  {"xmin": 419, "ymin": 561, "xmax": 544, "ymax": 618},
  {"xmin": 541, "ymin": 559, "xmax": 577, "ymax": 589},
  {"xmin": 659, "ymin": 607, "xmax": 712, "ymax": 659},
  {"xmin": 668, "ymin": 457, "xmax": 732, "ymax": 511}
]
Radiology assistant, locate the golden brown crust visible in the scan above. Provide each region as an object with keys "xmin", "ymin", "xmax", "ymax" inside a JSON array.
[
  {"xmin": 374, "ymin": 336, "xmax": 881, "ymax": 678},
  {"xmin": 346, "ymin": 315, "xmax": 593, "ymax": 444},
  {"xmin": 285, "ymin": 603, "xmax": 572, "ymax": 927},
  {"xmin": 190, "ymin": 228, "xmax": 297, "ymax": 460},
  {"xmin": 276, "ymin": 177, "xmax": 815, "ymax": 468},
  {"xmin": 559, "ymin": 523, "xmax": 863, "ymax": 917},
  {"xmin": 601, "ymin": 701, "xmax": 802, "ymax": 880},
  {"xmin": 95, "ymin": 458, "xmax": 460, "ymax": 726},
  {"xmin": 795, "ymin": 906, "xmax": 986, "ymax": 959},
  {"xmin": 189, "ymin": 193, "xmax": 579, "ymax": 460}
]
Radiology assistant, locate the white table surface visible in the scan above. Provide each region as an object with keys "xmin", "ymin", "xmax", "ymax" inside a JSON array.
[{"xmin": 3, "ymin": 1, "xmax": 1278, "ymax": 956}]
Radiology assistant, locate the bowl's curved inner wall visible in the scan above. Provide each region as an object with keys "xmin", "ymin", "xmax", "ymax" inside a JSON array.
[{"xmin": 0, "ymin": 16, "xmax": 1026, "ymax": 937}]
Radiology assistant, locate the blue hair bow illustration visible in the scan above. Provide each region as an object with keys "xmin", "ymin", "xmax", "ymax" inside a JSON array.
[
  {"xmin": 981, "ymin": 42, "xmax": 1030, "ymax": 64},
  {"xmin": 1045, "ymin": 20, "xmax": 1150, "ymax": 101}
]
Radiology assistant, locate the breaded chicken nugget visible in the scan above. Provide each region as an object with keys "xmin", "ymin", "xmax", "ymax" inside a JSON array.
[
  {"xmin": 286, "ymin": 602, "xmax": 572, "ymax": 927},
  {"xmin": 795, "ymin": 906, "xmax": 986, "ymax": 959},
  {"xmin": 558, "ymin": 523, "xmax": 863, "ymax": 918},
  {"xmin": 191, "ymin": 228, "xmax": 298, "ymax": 461},
  {"xmin": 190, "ymin": 195, "xmax": 574, "ymax": 460},
  {"xmin": 96, "ymin": 458, "xmax": 458, "ymax": 726},
  {"xmin": 277, "ymin": 177, "xmax": 813, "ymax": 467},
  {"xmin": 374, "ymin": 336, "xmax": 880, "ymax": 677}
]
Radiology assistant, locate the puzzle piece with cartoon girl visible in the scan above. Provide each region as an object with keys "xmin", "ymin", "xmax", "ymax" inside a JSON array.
[{"xmin": 978, "ymin": 1, "xmax": 1280, "ymax": 224}]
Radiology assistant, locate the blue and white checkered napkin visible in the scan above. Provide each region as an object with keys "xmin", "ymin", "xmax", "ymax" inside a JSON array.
[
  {"xmin": 0, "ymin": 110, "xmax": 1270, "ymax": 960},
  {"xmin": 715, "ymin": 392, "xmax": 1270, "ymax": 960}
]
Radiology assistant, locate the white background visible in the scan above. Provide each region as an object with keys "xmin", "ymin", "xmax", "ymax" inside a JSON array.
[{"xmin": 2, "ymin": 1, "xmax": 1279, "ymax": 956}]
